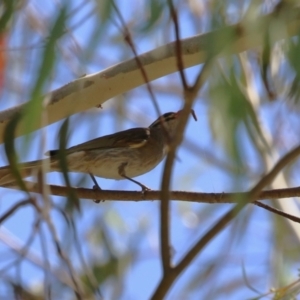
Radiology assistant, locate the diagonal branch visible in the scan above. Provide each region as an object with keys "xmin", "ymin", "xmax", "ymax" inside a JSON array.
[
  {"xmin": 111, "ymin": 1, "xmax": 161, "ymax": 116},
  {"xmin": 253, "ymin": 200, "xmax": 300, "ymax": 223},
  {"xmin": 0, "ymin": 6, "xmax": 300, "ymax": 141},
  {"xmin": 151, "ymin": 144, "xmax": 300, "ymax": 299},
  {"xmin": 0, "ymin": 226, "xmax": 77, "ymax": 290}
]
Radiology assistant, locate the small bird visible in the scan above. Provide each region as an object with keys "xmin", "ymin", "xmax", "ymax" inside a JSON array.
[{"xmin": 0, "ymin": 110, "xmax": 197, "ymax": 190}]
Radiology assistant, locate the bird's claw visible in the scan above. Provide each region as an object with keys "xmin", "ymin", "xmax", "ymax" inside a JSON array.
[
  {"xmin": 92, "ymin": 184, "xmax": 103, "ymax": 203},
  {"xmin": 141, "ymin": 185, "xmax": 151, "ymax": 192}
]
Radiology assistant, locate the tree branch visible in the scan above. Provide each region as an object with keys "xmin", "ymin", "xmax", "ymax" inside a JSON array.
[
  {"xmin": 151, "ymin": 144, "xmax": 300, "ymax": 299},
  {"xmin": 0, "ymin": 6, "xmax": 299, "ymax": 141},
  {"xmin": 253, "ymin": 200, "xmax": 300, "ymax": 223},
  {"xmin": 3, "ymin": 180, "xmax": 300, "ymax": 203}
]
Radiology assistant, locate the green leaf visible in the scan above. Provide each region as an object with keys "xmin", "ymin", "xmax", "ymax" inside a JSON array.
[
  {"xmin": 3, "ymin": 112, "xmax": 29, "ymax": 193},
  {"xmin": 0, "ymin": 0, "xmax": 16, "ymax": 33},
  {"xmin": 57, "ymin": 118, "xmax": 80, "ymax": 212},
  {"xmin": 140, "ymin": 0, "xmax": 165, "ymax": 32},
  {"xmin": 22, "ymin": 6, "xmax": 68, "ymax": 138},
  {"xmin": 261, "ymin": 30, "xmax": 275, "ymax": 100},
  {"xmin": 288, "ymin": 31, "xmax": 300, "ymax": 101},
  {"xmin": 97, "ymin": 0, "xmax": 113, "ymax": 24},
  {"xmin": 209, "ymin": 67, "xmax": 269, "ymax": 172},
  {"xmin": 82, "ymin": 0, "xmax": 113, "ymax": 64}
]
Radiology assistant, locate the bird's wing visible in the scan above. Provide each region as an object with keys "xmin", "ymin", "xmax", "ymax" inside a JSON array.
[{"xmin": 47, "ymin": 127, "xmax": 150, "ymax": 156}]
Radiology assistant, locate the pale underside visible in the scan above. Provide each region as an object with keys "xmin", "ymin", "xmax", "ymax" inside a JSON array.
[{"xmin": 50, "ymin": 147, "xmax": 167, "ymax": 179}]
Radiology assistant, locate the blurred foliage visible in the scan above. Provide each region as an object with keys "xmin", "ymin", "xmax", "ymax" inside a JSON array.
[
  {"xmin": 3, "ymin": 112, "xmax": 29, "ymax": 192},
  {"xmin": 1, "ymin": 0, "xmax": 300, "ymax": 299},
  {"xmin": 0, "ymin": 0, "xmax": 17, "ymax": 33},
  {"xmin": 140, "ymin": 0, "xmax": 166, "ymax": 32},
  {"xmin": 23, "ymin": 5, "xmax": 67, "ymax": 137},
  {"xmin": 288, "ymin": 30, "xmax": 300, "ymax": 102},
  {"xmin": 57, "ymin": 118, "xmax": 81, "ymax": 211},
  {"xmin": 208, "ymin": 64, "xmax": 268, "ymax": 171}
]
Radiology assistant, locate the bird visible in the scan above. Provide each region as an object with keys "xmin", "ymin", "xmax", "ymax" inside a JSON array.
[{"xmin": 0, "ymin": 110, "xmax": 197, "ymax": 192}]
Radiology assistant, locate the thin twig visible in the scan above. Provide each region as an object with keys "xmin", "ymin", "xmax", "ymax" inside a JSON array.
[
  {"xmin": 111, "ymin": 0, "xmax": 161, "ymax": 117},
  {"xmin": 0, "ymin": 219, "xmax": 40, "ymax": 275},
  {"xmin": 159, "ymin": 0, "xmax": 204, "ymax": 274},
  {"xmin": 4, "ymin": 181, "xmax": 300, "ymax": 203},
  {"xmin": 254, "ymin": 200, "xmax": 300, "ymax": 223},
  {"xmin": 0, "ymin": 199, "xmax": 32, "ymax": 224},
  {"xmin": 70, "ymin": 218, "xmax": 103, "ymax": 299},
  {"xmin": 0, "ymin": 226, "xmax": 76, "ymax": 289},
  {"xmin": 167, "ymin": 0, "xmax": 188, "ymax": 89},
  {"xmin": 151, "ymin": 144, "xmax": 300, "ymax": 299},
  {"xmin": 159, "ymin": 0, "xmax": 219, "ymax": 272},
  {"xmin": 32, "ymin": 201, "xmax": 84, "ymax": 299},
  {"xmin": 43, "ymin": 214, "xmax": 84, "ymax": 299},
  {"xmin": 38, "ymin": 218, "xmax": 52, "ymax": 300}
]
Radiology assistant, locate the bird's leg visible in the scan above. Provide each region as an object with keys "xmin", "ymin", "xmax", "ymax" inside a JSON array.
[
  {"xmin": 122, "ymin": 174, "xmax": 151, "ymax": 191},
  {"xmin": 89, "ymin": 173, "xmax": 103, "ymax": 203},
  {"xmin": 118, "ymin": 163, "xmax": 151, "ymax": 191}
]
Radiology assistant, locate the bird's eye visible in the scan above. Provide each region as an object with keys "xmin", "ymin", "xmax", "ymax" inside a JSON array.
[
  {"xmin": 150, "ymin": 112, "xmax": 176, "ymax": 128},
  {"xmin": 162, "ymin": 112, "xmax": 177, "ymax": 122},
  {"xmin": 162, "ymin": 112, "xmax": 174, "ymax": 119}
]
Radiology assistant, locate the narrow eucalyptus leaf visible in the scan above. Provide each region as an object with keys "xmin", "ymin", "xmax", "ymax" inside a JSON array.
[
  {"xmin": 58, "ymin": 118, "xmax": 80, "ymax": 212},
  {"xmin": 209, "ymin": 68, "xmax": 269, "ymax": 171},
  {"xmin": 3, "ymin": 112, "xmax": 29, "ymax": 193},
  {"xmin": 0, "ymin": 0, "xmax": 15, "ymax": 32},
  {"xmin": 23, "ymin": 6, "xmax": 68, "ymax": 139},
  {"xmin": 97, "ymin": 0, "xmax": 113, "ymax": 24},
  {"xmin": 288, "ymin": 31, "xmax": 300, "ymax": 101},
  {"xmin": 261, "ymin": 31, "xmax": 275, "ymax": 100},
  {"xmin": 83, "ymin": 0, "xmax": 113, "ymax": 64},
  {"xmin": 140, "ymin": 0, "xmax": 165, "ymax": 32}
]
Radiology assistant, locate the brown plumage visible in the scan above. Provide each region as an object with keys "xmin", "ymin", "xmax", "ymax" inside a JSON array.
[{"xmin": 0, "ymin": 110, "xmax": 197, "ymax": 189}]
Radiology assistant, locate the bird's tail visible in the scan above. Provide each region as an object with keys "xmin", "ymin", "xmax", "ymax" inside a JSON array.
[{"xmin": 0, "ymin": 160, "xmax": 45, "ymax": 186}]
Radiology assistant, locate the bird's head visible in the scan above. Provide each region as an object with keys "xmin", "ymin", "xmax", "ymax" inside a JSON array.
[{"xmin": 149, "ymin": 109, "xmax": 197, "ymax": 137}]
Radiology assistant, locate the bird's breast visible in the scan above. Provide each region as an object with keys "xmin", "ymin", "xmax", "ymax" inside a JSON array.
[{"xmin": 53, "ymin": 147, "xmax": 165, "ymax": 180}]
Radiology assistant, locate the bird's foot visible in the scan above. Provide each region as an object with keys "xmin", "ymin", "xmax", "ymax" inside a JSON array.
[
  {"xmin": 141, "ymin": 184, "xmax": 151, "ymax": 192},
  {"xmin": 89, "ymin": 173, "xmax": 104, "ymax": 203},
  {"xmin": 92, "ymin": 184, "xmax": 104, "ymax": 203}
]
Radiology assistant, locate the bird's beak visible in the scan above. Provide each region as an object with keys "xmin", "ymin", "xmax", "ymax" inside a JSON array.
[{"xmin": 191, "ymin": 109, "xmax": 197, "ymax": 121}]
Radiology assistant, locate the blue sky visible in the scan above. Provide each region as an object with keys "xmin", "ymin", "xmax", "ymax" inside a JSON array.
[{"xmin": 0, "ymin": 1, "xmax": 299, "ymax": 299}]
